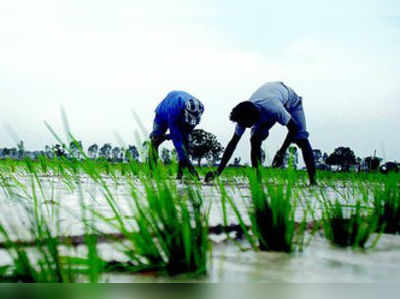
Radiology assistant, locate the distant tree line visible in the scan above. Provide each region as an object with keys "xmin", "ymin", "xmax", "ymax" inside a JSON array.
[
  {"xmin": 0, "ymin": 136, "xmax": 398, "ymax": 173},
  {"xmin": 0, "ymin": 141, "xmax": 142, "ymax": 163},
  {"xmin": 313, "ymin": 147, "xmax": 398, "ymax": 173},
  {"xmin": 0, "ymin": 129, "xmax": 225, "ymax": 165}
]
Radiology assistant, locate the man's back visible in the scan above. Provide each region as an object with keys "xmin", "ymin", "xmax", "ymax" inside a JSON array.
[
  {"xmin": 249, "ymin": 82, "xmax": 300, "ymax": 110},
  {"xmin": 155, "ymin": 91, "xmax": 193, "ymax": 120}
]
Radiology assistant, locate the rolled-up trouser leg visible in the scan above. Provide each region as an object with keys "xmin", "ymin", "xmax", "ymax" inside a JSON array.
[
  {"xmin": 295, "ymin": 138, "xmax": 316, "ymax": 185},
  {"xmin": 250, "ymin": 136, "xmax": 263, "ymax": 169},
  {"xmin": 290, "ymin": 100, "xmax": 316, "ymax": 184},
  {"xmin": 289, "ymin": 101, "xmax": 309, "ymax": 140}
]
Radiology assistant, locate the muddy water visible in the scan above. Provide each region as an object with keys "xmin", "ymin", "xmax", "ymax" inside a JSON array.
[
  {"xmin": 80, "ymin": 234, "xmax": 400, "ymax": 282},
  {"xmin": 0, "ymin": 175, "xmax": 398, "ymax": 282}
]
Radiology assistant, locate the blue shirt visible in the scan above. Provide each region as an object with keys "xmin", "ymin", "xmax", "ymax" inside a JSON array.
[
  {"xmin": 235, "ymin": 82, "xmax": 301, "ymax": 137},
  {"xmin": 155, "ymin": 91, "xmax": 197, "ymax": 162}
]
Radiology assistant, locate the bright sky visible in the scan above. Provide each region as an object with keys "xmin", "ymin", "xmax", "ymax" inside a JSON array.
[{"xmin": 1, "ymin": 1, "xmax": 399, "ymax": 163}]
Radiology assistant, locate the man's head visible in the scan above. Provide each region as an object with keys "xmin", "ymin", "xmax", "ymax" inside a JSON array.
[
  {"xmin": 184, "ymin": 98, "xmax": 204, "ymax": 127},
  {"xmin": 230, "ymin": 101, "xmax": 260, "ymax": 128}
]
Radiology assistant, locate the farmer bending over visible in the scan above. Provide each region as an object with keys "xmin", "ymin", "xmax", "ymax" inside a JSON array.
[
  {"xmin": 205, "ymin": 82, "xmax": 316, "ymax": 185},
  {"xmin": 150, "ymin": 91, "xmax": 204, "ymax": 179}
]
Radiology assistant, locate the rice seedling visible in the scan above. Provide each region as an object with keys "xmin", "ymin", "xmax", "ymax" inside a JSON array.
[
  {"xmin": 373, "ymin": 175, "xmax": 400, "ymax": 234},
  {"xmin": 0, "ymin": 168, "xmax": 77, "ymax": 282},
  {"xmin": 322, "ymin": 200, "xmax": 379, "ymax": 248},
  {"xmin": 217, "ymin": 178, "xmax": 257, "ymax": 250},
  {"xmin": 247, "ymin": 170, "xmax": 307, "ymax": 252},
  {"xmin": 135, "ymin": 176, "xmax": 210, "ymax": 275},
  {"xmin": 216, "ymin": 167, "xmax": 308, "ymax": 253},
  {"xmin": 0, "ymin": 145, "xmax": 112, "ymax": 282},
  {"xmin": 60, "ymin": 170, "xmax": 105, "ymax": 283},
  {"xmin": 90, "ymin": 161, "xmax": 211, "ymax": 277}
]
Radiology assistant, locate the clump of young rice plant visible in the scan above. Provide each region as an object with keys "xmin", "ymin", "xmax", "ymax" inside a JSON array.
[
  {"xmin": 0, "ymin": 149, "xmax": 116, "ymax": 282},
  {"xmin": 0, "ymin": 166, "xmax": 77, "ymax": 282},
  {"xmin": 133, "ymin": 177, "xmax": 209, "ymax": 276},
  {"xmin": 373, "ymin": 175, "xmax": 400, "ymax": 234},
  {"xmin": 247, "ymin": 171, "xmax": 306, "ymax": 252},
  {"xmin": 86, "ymin": 156, "xmax": 210, "ymax": 277},
  {"xmin": 216, "ymin": 168, "xmax": 308, "ymax": 252},
  {"xmin": 322, "ymin": 200, "xmax": 379, "ymax": 248},
  {"xmin": 0, "ymin": 222, "xmax": 77, "ymax": 282}
]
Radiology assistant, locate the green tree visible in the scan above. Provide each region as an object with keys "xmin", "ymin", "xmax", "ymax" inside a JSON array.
[
  {"xmin": 188, "ymin": 129, "xmax": 224, "ymax": 166},
  {"xmin": 88, "ymin": 144, "xmax": 99, "ymax": 159},
  {"xmin": 126, "ymin": 145, "xmax": 139, "ymax": 162},
  {"xmin": 364, "ymin": 156, "xmax": 382, "ymax": 171},
  {"xmin": 99, "ymin": 143, "xmax": 112, "ymax": 160},
  {"xmin": 112, "ymin": 147, "xmax": 121, "ymax": 162},
  {"xmin": 326, "ymin": 147, "xmax": 357, "ymax": 171},
  {"xmin": 70, "ymin": 140, "xmax": 83, "ymax": 159}
]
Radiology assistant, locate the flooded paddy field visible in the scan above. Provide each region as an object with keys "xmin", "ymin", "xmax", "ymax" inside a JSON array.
[{"xmin": 0, "ymin": 159, "xmax": 399, "ymax": 282}]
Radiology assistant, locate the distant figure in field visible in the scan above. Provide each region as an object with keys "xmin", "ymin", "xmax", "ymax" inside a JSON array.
[
  {"xmin": 150, "ymin": 91, "xmax": 204, "ymax": 179},
  {"xmin": 205, "ymin": 81, "xmax": 316, "ymax": 185}
]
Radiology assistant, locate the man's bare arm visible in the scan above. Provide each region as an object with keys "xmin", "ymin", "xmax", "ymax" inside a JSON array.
[
  {"xmin": 217, "ymin": 133, "xmax": 241, "ymax": 175},
  {"xmin": 205, "ymin": 133, "xmax": 241, "ymax": 182}
]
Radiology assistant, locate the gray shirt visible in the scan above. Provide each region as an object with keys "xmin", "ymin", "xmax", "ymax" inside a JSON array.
[{"xmin": 235, "ymin": 82, "xmax": 301, "ymax": 136}]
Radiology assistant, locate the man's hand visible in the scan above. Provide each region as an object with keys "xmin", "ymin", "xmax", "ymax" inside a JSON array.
[
  {"xmin": 205, "ymin": 171, "xmax": 218, "ymax": 183},
  {"xmin": 272, "ymin": 151, "xmax": 285, "ymax": 168},
  {"xmin": 177, "ymin": 159, "xmax": 199, "ymax": 180}
]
